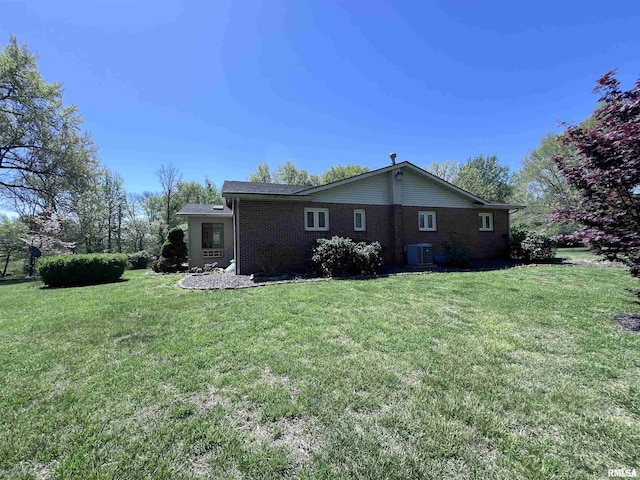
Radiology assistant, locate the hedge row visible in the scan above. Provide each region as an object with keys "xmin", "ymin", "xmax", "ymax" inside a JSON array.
[{"xmin": 38, "ymin": 253, "xmax": 127, "ymax": 287}]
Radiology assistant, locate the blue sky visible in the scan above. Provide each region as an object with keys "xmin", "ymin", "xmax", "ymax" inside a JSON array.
[{"xmin": 2, "ymin": 0, "xmax": 639, "ymax": 196}]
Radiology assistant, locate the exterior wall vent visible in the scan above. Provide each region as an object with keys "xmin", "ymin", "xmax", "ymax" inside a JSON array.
[{"xmin": 406, "ymin": 243, "xmax": 433, "ymax": 265}]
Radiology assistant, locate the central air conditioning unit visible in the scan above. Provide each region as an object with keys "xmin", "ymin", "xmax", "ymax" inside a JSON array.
[{"xmin": 406, "ymin": 243, "xmax": 433, "ymax": 266}]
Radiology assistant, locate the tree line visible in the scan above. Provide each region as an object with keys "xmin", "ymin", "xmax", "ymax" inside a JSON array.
[{"xmin": 2, "ymin": 36, "xmax": 639, "ymax": 278}]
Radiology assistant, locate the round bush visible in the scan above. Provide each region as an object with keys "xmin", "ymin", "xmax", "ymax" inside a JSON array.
[
  {"xmin": 311, "ymin": 236, "xmax": 383, "ymax": 277},
  {"xmin": 510, "ymin": 225, "xmax": 557, "ymax": 262},
  {"xmin": 127, "ymin": 251, "xmax": 151, "ymax": 270}
]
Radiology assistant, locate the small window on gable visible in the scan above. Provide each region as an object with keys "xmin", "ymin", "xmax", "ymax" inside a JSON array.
[
  {"xmin": 479, "ymin": 213, "xmax": 493, "ymax": 231},
  {"xmin": 305, "ymin": 208, "xmax": 329, "ymax": 231},
  {"xmin": 354, "ymin": 209, "xmax": 366, "ymax": 231},
  {"xmin": 418, "ymin": 211, "xmax": 437, "ymax": 231}
]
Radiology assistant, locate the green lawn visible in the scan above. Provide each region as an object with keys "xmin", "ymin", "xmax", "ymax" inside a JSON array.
[
  {"xmin": 556, "ymin": 247, "xmax": 604, "ymax": 262},
  {"xmin": 1, "ymin": 266, "xmax": 639, "ymax": 479}
]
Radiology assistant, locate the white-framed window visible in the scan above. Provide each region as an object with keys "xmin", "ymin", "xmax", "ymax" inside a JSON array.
[
  {"xmin": 202, "ymin": 223, "xmax": 224, "ymax": 248},
  {"xmin": 354, "ymin": 209, "xmax": 366, "ymax": 231},
  {"xmin": 305, "ymin": 208, "xmax": 329, "ymax": 231},
  {"xmin": 479, "ymin": 213, "xmax": 493, "ymax": 231},
  {"xmin": 418, "ymin": 211, "xmax": 437, "ymax": 231}
]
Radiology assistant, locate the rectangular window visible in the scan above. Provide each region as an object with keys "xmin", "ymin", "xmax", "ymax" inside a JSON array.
[
  {"xmin": 418, "ymin": 211, "xmax": 437, "ymax": 231},
  {"xmin": 202, "ymin": 223, "xmax": 224, "ymax": 249},
  {"xmin": 304, "ymin": 208, "xmax": 329, "ymax": 231},
  {"xmin": 479, "ymin": 213, "xmax": 493, "ymax": 231},
  {"xmin": 354, "ymin": 209, "xmax": 366, "ymax": 231}
]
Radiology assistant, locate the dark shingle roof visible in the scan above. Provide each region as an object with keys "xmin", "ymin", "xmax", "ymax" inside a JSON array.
[
  {"xmin": 177, "ymin": 204, "xmax": 232, "ymax": 215},
  {"xmin": 221, "ymin": 181, "xmax": 309, "ymax": 195}
]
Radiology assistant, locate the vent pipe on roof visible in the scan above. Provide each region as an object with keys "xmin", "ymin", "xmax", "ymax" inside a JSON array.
[{"xmin": 389, "ymin": 152, "xmax": 397, "ymax": 165}]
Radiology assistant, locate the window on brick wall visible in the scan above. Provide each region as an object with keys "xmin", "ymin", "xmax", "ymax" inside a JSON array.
[
  {"xmin": 418, "ymin": 211, "xmax": 437, "ymax": 231},
  {"xmin": 305, "ymin": 208, "xmax": 329, "ymax": 231},
  {"xmin": 479, "ymin": 213, "xmax": 493, "ymax": 231},
  {"xmin": 354, "ymin": 209, "xmax": 366, "ymax": 231}
]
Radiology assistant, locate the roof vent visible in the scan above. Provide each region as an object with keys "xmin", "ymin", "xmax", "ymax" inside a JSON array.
[
  {"xmin": 389, "ymin": 152, "xmax": 397, "ymax": 165},
  {"xmin": 213, "ymin": 205, "xmax": 224, "ymax": 210}
]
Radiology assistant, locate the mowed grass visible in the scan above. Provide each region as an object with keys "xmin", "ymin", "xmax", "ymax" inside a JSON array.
[
  {"xmin": 1, "ymin": 266, "xmax": 639, "ymax": 479},
  {"xmin": 556, "ymin": 247, "xmax": 604, "ymax": 262}
]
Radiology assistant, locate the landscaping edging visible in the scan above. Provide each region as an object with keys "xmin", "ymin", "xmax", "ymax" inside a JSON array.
[
  {"xmin": 178, "ymin": 273, "xmax": 332, "ymax": 290},
  {"xmin": 176, "ymin": 258, "xmax": 627, "ymax": 291}
]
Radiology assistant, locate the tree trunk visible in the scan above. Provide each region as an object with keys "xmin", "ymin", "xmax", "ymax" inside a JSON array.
[
  {"xmin": 117, "ymin": 203, "xmax": 122, "ymax": 253},
  {"xmin": 2, "ymin": 252, "xmax": 10, "ymax": 276},
  {"xmin": 107, "ymin": 208, "xmax": 112, "ymax": 253}
]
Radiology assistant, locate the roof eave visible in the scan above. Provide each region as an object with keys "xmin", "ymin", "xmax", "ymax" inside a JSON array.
[
  {"xmin": 221, "ymin": 192, "xmax": 311, "ymax": 201},
  {"xmin": 474, "ymin": 204, "xmax": 526, "ymax": 210},
  {"xmin": 176, "ymin": 212, "xmax": 233, "ymax": 217}
]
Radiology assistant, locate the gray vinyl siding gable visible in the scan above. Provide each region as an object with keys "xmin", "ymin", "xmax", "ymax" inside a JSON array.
[
  {"xmin": 310, "ymin": 173, "xmax": 390, "ymax": 205},
  {"xmin": 401, "ymin": 170, "xmax": 475, "ymax": 207}
]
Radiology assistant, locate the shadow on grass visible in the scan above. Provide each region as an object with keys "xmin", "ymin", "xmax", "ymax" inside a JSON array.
[
  {"xmin": 331, "ymin": 257, "xmax": 612, "ymax": 282},
  {"xmin": 0, "ymin": 276, "xmax": 40, "ymax": 287},
  {"xmin": 39, "ymin": 278, "xmax": 130, "ymax": 290},
  {"xmin": 380, "ymin": 258, "xmax": 524, "ymax": 276}
]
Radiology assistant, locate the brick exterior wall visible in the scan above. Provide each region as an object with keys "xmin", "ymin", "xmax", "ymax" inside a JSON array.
[
  {"xmin": 237, "ymin": 200, "xmax": 509, "ymax": 275},
  {"xmin": 400, "ymin": 206, "xmax": 509, "ymax": 259}
]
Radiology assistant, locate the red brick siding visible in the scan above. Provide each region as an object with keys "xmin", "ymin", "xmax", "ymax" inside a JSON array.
[
  {"xmin": 237, "ymin": 200, "xmax": 393, "ymax": 274},
  {"xmin": 400, "ymin": 207, "xmax": 509, "ymax": 259},
  {"xmin": 237, "ymin": 200, "xmax": 509, "ymax": 274}
]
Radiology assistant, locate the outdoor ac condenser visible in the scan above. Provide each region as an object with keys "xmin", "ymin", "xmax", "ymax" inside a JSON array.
[{"xmin": 406, "ymin": 243, "xmax": 434, "ymax": 266}]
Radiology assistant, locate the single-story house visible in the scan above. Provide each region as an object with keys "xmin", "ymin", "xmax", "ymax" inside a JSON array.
[{"xmin": 177, "ymin": 160, "xmax": 521, "ymax": 275}]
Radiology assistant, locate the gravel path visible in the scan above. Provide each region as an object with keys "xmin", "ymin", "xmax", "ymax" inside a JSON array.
[{"xmin": 179, "ymin": 273, "xmax": 258, "ymax": 290}]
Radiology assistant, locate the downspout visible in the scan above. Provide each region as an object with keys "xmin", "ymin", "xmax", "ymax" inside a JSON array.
[
  {"xmin": 508, "ymin": 208, "xmax": 519, "ymax": 239},
  {"xmin": 235, "ymin": 196, "xmax": 240, "ymax": 275}
]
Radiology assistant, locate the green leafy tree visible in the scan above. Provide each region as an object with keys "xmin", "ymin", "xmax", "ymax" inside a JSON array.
[
  {"xmin": 123, "ymin": 193, "xmax": 149, "ymax": 252},
  {"xmin": 139, "ymin": 191, "xmax": 166, "ymax": 256},
  {"xmin": 455, "ymin": 155, "xmax": 512, "ymax": 202},
  {"xmin": 320, "ymin": 164, "xmax": 370, "ymax": 184},
  {"xmin": 69, "ymin": 175, "xmax": 106, "ymax": 253},
  {"xmin": 0, "ymin": 214, "xmax": 28, "ymax": 276},
  {"xmin": 425, "ymin": 160, "xmax": 460, "ymax": 183},
  {"xmin": 273, "ymin": 161, "xmax": 318, "ymax": 186},
  {"xmin": 202, "ymin": 178, "xmax": 223, "ymax": 204},
  {"xmin": 248, "ymin": 162, "xmax": 272, "ymax": 183},
  {"xmin": 101, "ymin": 170, "xmax": 127, "ymax": 253},
  {"xmin": 249, "ymin": 161, "xmax": 318, "ymax": 186},
  {"xmin": 156, "ymin": 164, "xmax": 181, "ymax": 229},
  {"xmin": 175, "ymin": 179, "xmax": 223, "ymax": 206},
  {"xmin": 0, "ymin": 36, "xmax": 99, "ymax": 212},
  {"xmin": 66, "ymin": 168, "xmax": 127, "ymax": 253},
  {"xmin": 511, "ymin": 133, "xmax": 579, "ymax": 235}
]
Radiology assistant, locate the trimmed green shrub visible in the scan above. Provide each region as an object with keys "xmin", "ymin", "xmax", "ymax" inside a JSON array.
[
  {"xmin": 311, "ymin": 236, "xmax": 383, "ymax": 277},
  {"xmin": 127, "ymin": 251, "xmax": 151, "ymax": 270},
  {"xmin": 38, "ymin": 253, "xmax": 127, "ymax": 287},
  {"xmin": 510, "ymin": 225, "xmax": 556, "ymax": 263},
  {"xmin": 442, "ymin": 241, "xmax": 472, "ymax": 267},
  {"xmin": 156, "ymin": 227, "xmax": 188, "ymax": 273}
]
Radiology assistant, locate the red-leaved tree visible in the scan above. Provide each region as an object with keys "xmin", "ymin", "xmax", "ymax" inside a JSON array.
[{"xmin": 553, "ymin": 71, "xmax": 640, "ymax": 277}]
